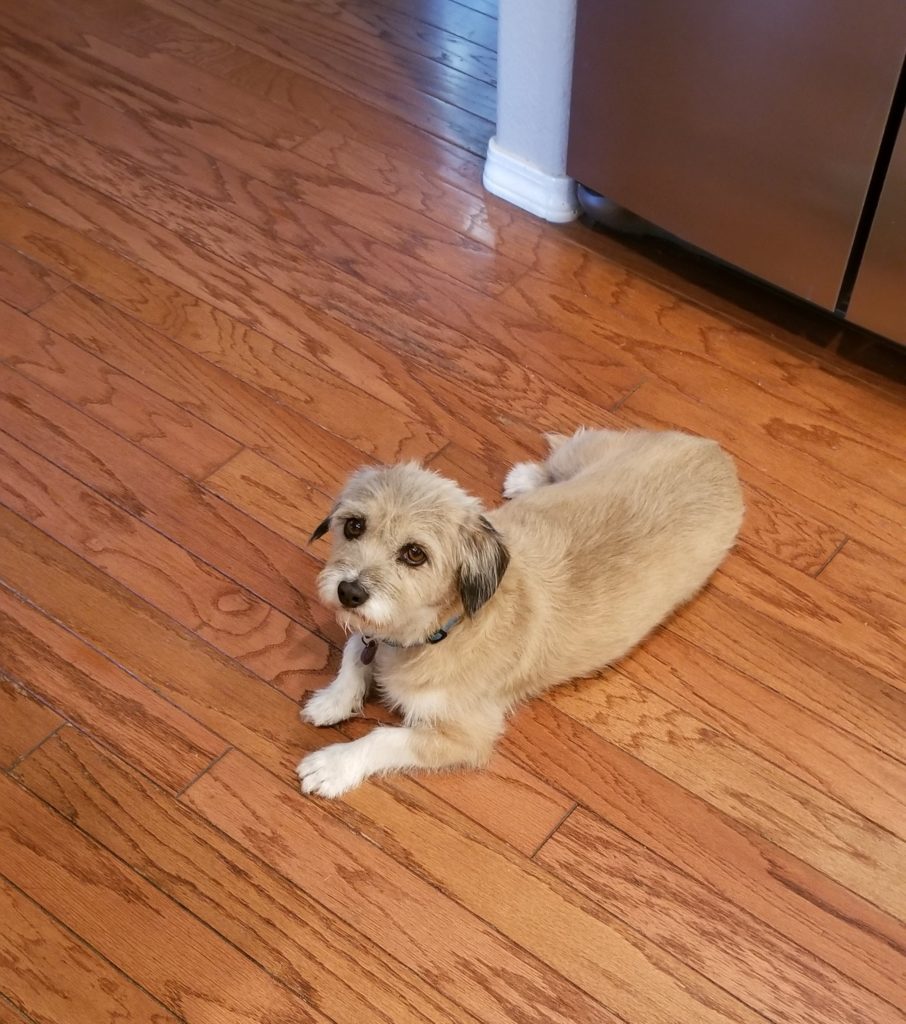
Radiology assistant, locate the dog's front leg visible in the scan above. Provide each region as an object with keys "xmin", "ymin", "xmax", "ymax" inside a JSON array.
[
  {"xmin": 297, "ymin": 713, "xmax": 504, "ymax": 798},
  {"xmin": 301, "ymin": 634, "xmax": 370, "ymax": 726}
]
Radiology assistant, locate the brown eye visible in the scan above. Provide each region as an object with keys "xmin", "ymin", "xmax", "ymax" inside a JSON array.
[
  {"xmin": 400, "ymin": 543, "xmax": 427, "ymax": 567},
  {"xmin": 344, "ymin": 517, "xmax": 366, "ymax": 540}
]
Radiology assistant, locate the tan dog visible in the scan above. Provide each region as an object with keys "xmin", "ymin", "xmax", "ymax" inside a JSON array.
[{"xmin": 297, "ymin": 428, "xmax": 743, "ymax": 797}]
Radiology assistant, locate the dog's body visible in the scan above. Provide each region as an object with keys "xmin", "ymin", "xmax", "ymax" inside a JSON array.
[{"xmin": 298, "ymin": 428, "xmax": 743, "ymax": 797}]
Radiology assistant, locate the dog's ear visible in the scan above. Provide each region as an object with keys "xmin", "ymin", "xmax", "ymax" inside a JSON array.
[
  {"xmin": 458, "ymin": 515, "xmax": 509, "ymax": 616},
  {"xmin": 309, "ymin": 514, "xmax": 332, "ymax": 544}
]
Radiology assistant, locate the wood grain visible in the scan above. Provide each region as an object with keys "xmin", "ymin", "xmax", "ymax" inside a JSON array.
[
  {"xmin": 0, "ymin": 140, "xmax": 20, "ymax": 170},
  {"xmin": 0, "ymin": 170, "xmax": 521, "ymax": 462},
  {"xmin": 33, "ymin": 287, "xmax": 367, "ymax": 494},
  {"xmin": 338, "ymin": 716, "xmax": 576, "ymax": 857},
  {"xmin": 0, "ymin": 298, "xmax": 242, "ymax": 480},
  {"xmin": 0, "ymin": 772, "xmax": 330, "ymax": 1024},
  {"xmin": 0, "ymin": 875, "xmax": 179, "ymax": 1024},
  {"xmin": 616, "ymin": 623, "xmax": 906, "ymax": 840},
  {"xmin": 0, "ymin": 21, "xmax": 511, "ymax": 297},
  {"xmin": 0, "ymin": 361, "xmax": 334, "ymax": 632},
  {"xmin": 819, "ymin": 539, "xmax": 906, "ymax": 626},
  {"xmin": 537, "ymin": 807, "xmax": 904, "ymax": 1024},
  {"xmin": 549, "ymin": 672, "xmax": 906, "ymax": 921},
  {"xmin": 669, "ymin": 586, "xmax": 906, "ymax": 764},
  {"xmin": 205, "ymin": 448, "xmax": 332, "ymax": 548},
  {"xmin": 0, "ymin": 506, "xmax": 331, "ymax": 774},
  {"xmin": 0, "ymin": 241, "xmax": 65, "ymax": 311},
  {"xmin": 15, "ymin": 727, "xmax": 473, "ymax": 1024},
  {"xmin": 0, "ymin": 675, "xmax": 60, "ymax": 770},
  {"xmin": 502, "ymin": 701, "xmax": 906, "ymax": 1013},
  {"xmin": 184, "ymin": 749, "xmax": 761, "ymax": 1024},
  {"xmin": 0, "ymin": 173, "xmax": 554, "ymax": 467},
  {"xmin": 0, "ymin": 583, "xmax": 227, "ymax": 792},
  {"xmin": 141, "ymin": 0, "xmax": 494, "ymax": 154},
  {"xmin": 0, "ymin": 427, "xmax": 333, "ymax": 690}
]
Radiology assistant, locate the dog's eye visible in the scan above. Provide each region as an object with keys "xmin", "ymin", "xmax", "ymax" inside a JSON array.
[
  {"xmin": 343, "ymin": 517, "xmax": 366, "ymax": 540},
  {"xmin": 400, "ymin": 543, "xmax": 427, "ymax": 567}
]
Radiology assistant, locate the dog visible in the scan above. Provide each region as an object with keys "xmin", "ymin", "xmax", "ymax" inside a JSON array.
[{"xmin": 297, "ymin": 427, "xmax": 743, "ymax": 797}]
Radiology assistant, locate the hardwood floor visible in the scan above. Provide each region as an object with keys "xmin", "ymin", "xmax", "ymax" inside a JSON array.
[{"xmin": 0, "ymin": 1, "xmax": 904, "ymax": 1021}]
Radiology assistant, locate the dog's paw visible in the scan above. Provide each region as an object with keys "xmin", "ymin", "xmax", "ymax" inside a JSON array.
[
  {"xmin": 296, "ymin": 743, "xmax": 367, "ymax": 798},
  {"xmin": 301, "ymin": 685, "xmax": 361, "ymax": 727},
  {"xmin": 503, "ymin": 461, "xmax": 547, "ymax": 498}
]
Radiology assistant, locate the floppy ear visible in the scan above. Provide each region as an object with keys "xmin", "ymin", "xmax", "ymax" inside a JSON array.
[
  {"xmin": 458, "ymin": 515, "xmax": 510, "ymax": 616},
  {"xmin": 309, "ymin": 515, "xmax": 332, "ymax": 544}
]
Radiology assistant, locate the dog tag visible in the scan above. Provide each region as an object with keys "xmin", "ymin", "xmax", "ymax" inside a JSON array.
[{"xmin": 361, "ymin": 639, "xmax": 377, "ymax": 665}]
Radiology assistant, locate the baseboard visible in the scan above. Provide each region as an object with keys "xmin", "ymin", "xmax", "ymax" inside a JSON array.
[{"xmin": 482, "ymin": 137, "xmax": 580, "ymax": 223}]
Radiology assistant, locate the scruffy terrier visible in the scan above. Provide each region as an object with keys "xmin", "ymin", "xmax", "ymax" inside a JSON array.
[{"xmin": 297, "ymin": 428, "xmax": 743, "ymax": 797}]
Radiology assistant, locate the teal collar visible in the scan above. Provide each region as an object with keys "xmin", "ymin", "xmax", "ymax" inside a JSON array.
[{"xmin": 361, "ymin": 615, "xmax": 462, "ymax": 664}]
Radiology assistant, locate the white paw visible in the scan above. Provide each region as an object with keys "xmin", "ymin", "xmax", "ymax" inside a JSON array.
[
  {"xmin": 301, "ymin": 684, "xmax": 362, "ymax": 727},
  {"xmin": 297, "ymin": 743, "xmax": 367, "ymax": 798},
  {"xmin": 503, "ymin": 461, "xmax": 547, "ymax": 498}
]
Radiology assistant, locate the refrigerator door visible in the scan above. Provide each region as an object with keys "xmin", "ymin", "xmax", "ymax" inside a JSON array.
[
  {"xmin": 568, "ymin": 1, "xmax": 906, "ymax": 310},
  {"xmin": 847, "ymin": 114, "xmax": 906, "ymax": 344}
]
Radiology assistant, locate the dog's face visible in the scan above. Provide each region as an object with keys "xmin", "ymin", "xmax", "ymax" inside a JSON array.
[{"xmin": 312, "ymin": 464, "xmax": 509, "ymax": 644}]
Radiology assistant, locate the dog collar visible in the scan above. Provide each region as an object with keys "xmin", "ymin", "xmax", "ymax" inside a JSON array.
[{"xmin": 360, "ymin": 615, "xmax": 462, "ymax": 664}]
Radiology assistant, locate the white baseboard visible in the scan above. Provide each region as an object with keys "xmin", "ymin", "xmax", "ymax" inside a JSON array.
[{"xmin": 482, "ymin": 136, "xmax": 580, "ymax": 223}]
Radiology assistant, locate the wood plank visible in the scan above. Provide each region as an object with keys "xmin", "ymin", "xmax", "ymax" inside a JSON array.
[
  {"xmin": 112, "ymin": 2, "xmax": 487, "ymax": 193},
  {"xmin": 0, "ymin": 997, "xmax": 31, "ymax": 1024},
  {"xmin": 502, "ymin": 700, "xmax": 906, "ymax": 1013},
  {"xmin": 0, "ymin": 92, "xmax": 640, "ymax": 426},
  {"xmin": 7, "ymin": 0, "xmax": 592, "ymax": 296},
  {"xmin": 0, "ymin": 584, "xmax": 228, "ymax": 792},
  {"xmin": 617, "ymin": 623, "xmax": 906, "ymax": 841},
  {"xmin": 0, "ymin": 241, "xmax": 66, "ymax": 311},
  {"xmin": 820, "ymin": 539, "xmax": 906, "ymax": 627},
  {"xmin": 0, "ymin": 505, "xmax": 333, "ymax": 775},
  {"xmin": 0, "ymin": 21, "xmax": 512, "ymax": 298},
  {"xmin": 0, "ymin": 772, "xmax": 331, "ymax": 1024},
  {"xmin": 714, "ymin": 545, "xmax": 905, "ymax": 692},
  {"xmin": 379, "ymin": 0, "xmax": 499, "ymax": 47},
  {"xmin": 0, "ymin": 140, "xmax": 20, "ymax": 170},
  {"xmin": 549, "ymin": 671, "xmax": 906, "ymax": 921},
  {"xmin": 205, "ymin": 448, "xmax": 334, "ymax": 548},
  {"xmin": 338, "ymin": 717, "xmax": 575, "ymax": 858},
  {"xmin": 0, "ymin": 675, "xmax": 60, "ymax": 770},
  {"xmin": 504, "ymin": 262, "xmax": 906, "ymax": 465},
  {"xmin": 142, "ymin": 0, "xmax": 494, "ymax": 153},
  {"xmin": 198, "ymin": 0, "xmax": 498, "ymax": 119},
  {"xmin": 184, "ymin": 750, "xmax": 764, "ymax": 1024},
  {"xmin": 668, "ymin": 585, "xmax": 906, "ymax": 766},
  {"xmin": 536, "ymin": 808, "xmax": 904, "ymax": 1024},
  {"xmin": 0, "ymin": 875, "xmax": 179, "ymax": 1024},
  {"xmin": 0, "ymin": 362, "xmax": 336, "ymax": 633},
  {"xmin": 0, "ymin": 427, "xmax": 333, "ymax": 691},
  {"xmin": 304, "ymin": 0, "xmax": 497, "ymax": 85},
  {"xmin": 33, "ymin": 287, "xmax": 368, "ymax": 494},
  {"xmin": 0, "ymin": 11, "xmax": 312, "ymax": 152},
  {"xmin": 0, "ymin": 173, "xmax": 546, "ymax": 464},
  {"xmin": 0, "ymin": 299, "xmax": 242, "ymax": 479},
  {"xmin": 0, "ymin": 172, "xmax": 442, "ymax": 467},
  {"xmin": 14, "ymin": 728, "xmax": 473, "ymax": 1024}
]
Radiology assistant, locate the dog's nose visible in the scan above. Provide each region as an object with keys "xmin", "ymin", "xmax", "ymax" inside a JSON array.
[{"xmin": 337, "ymin": 580, "xmax": 369, "ymax": 608}]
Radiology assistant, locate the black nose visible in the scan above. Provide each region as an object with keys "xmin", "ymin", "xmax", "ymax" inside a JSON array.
[{"xmin": 338, "ymin": 580, "xmax": 368, "ymax": 608}]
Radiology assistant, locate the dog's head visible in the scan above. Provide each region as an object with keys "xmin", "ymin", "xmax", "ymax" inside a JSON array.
[{"xmin": 311, "ymin": 464, "xmax": 509, "ymax": 643}]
